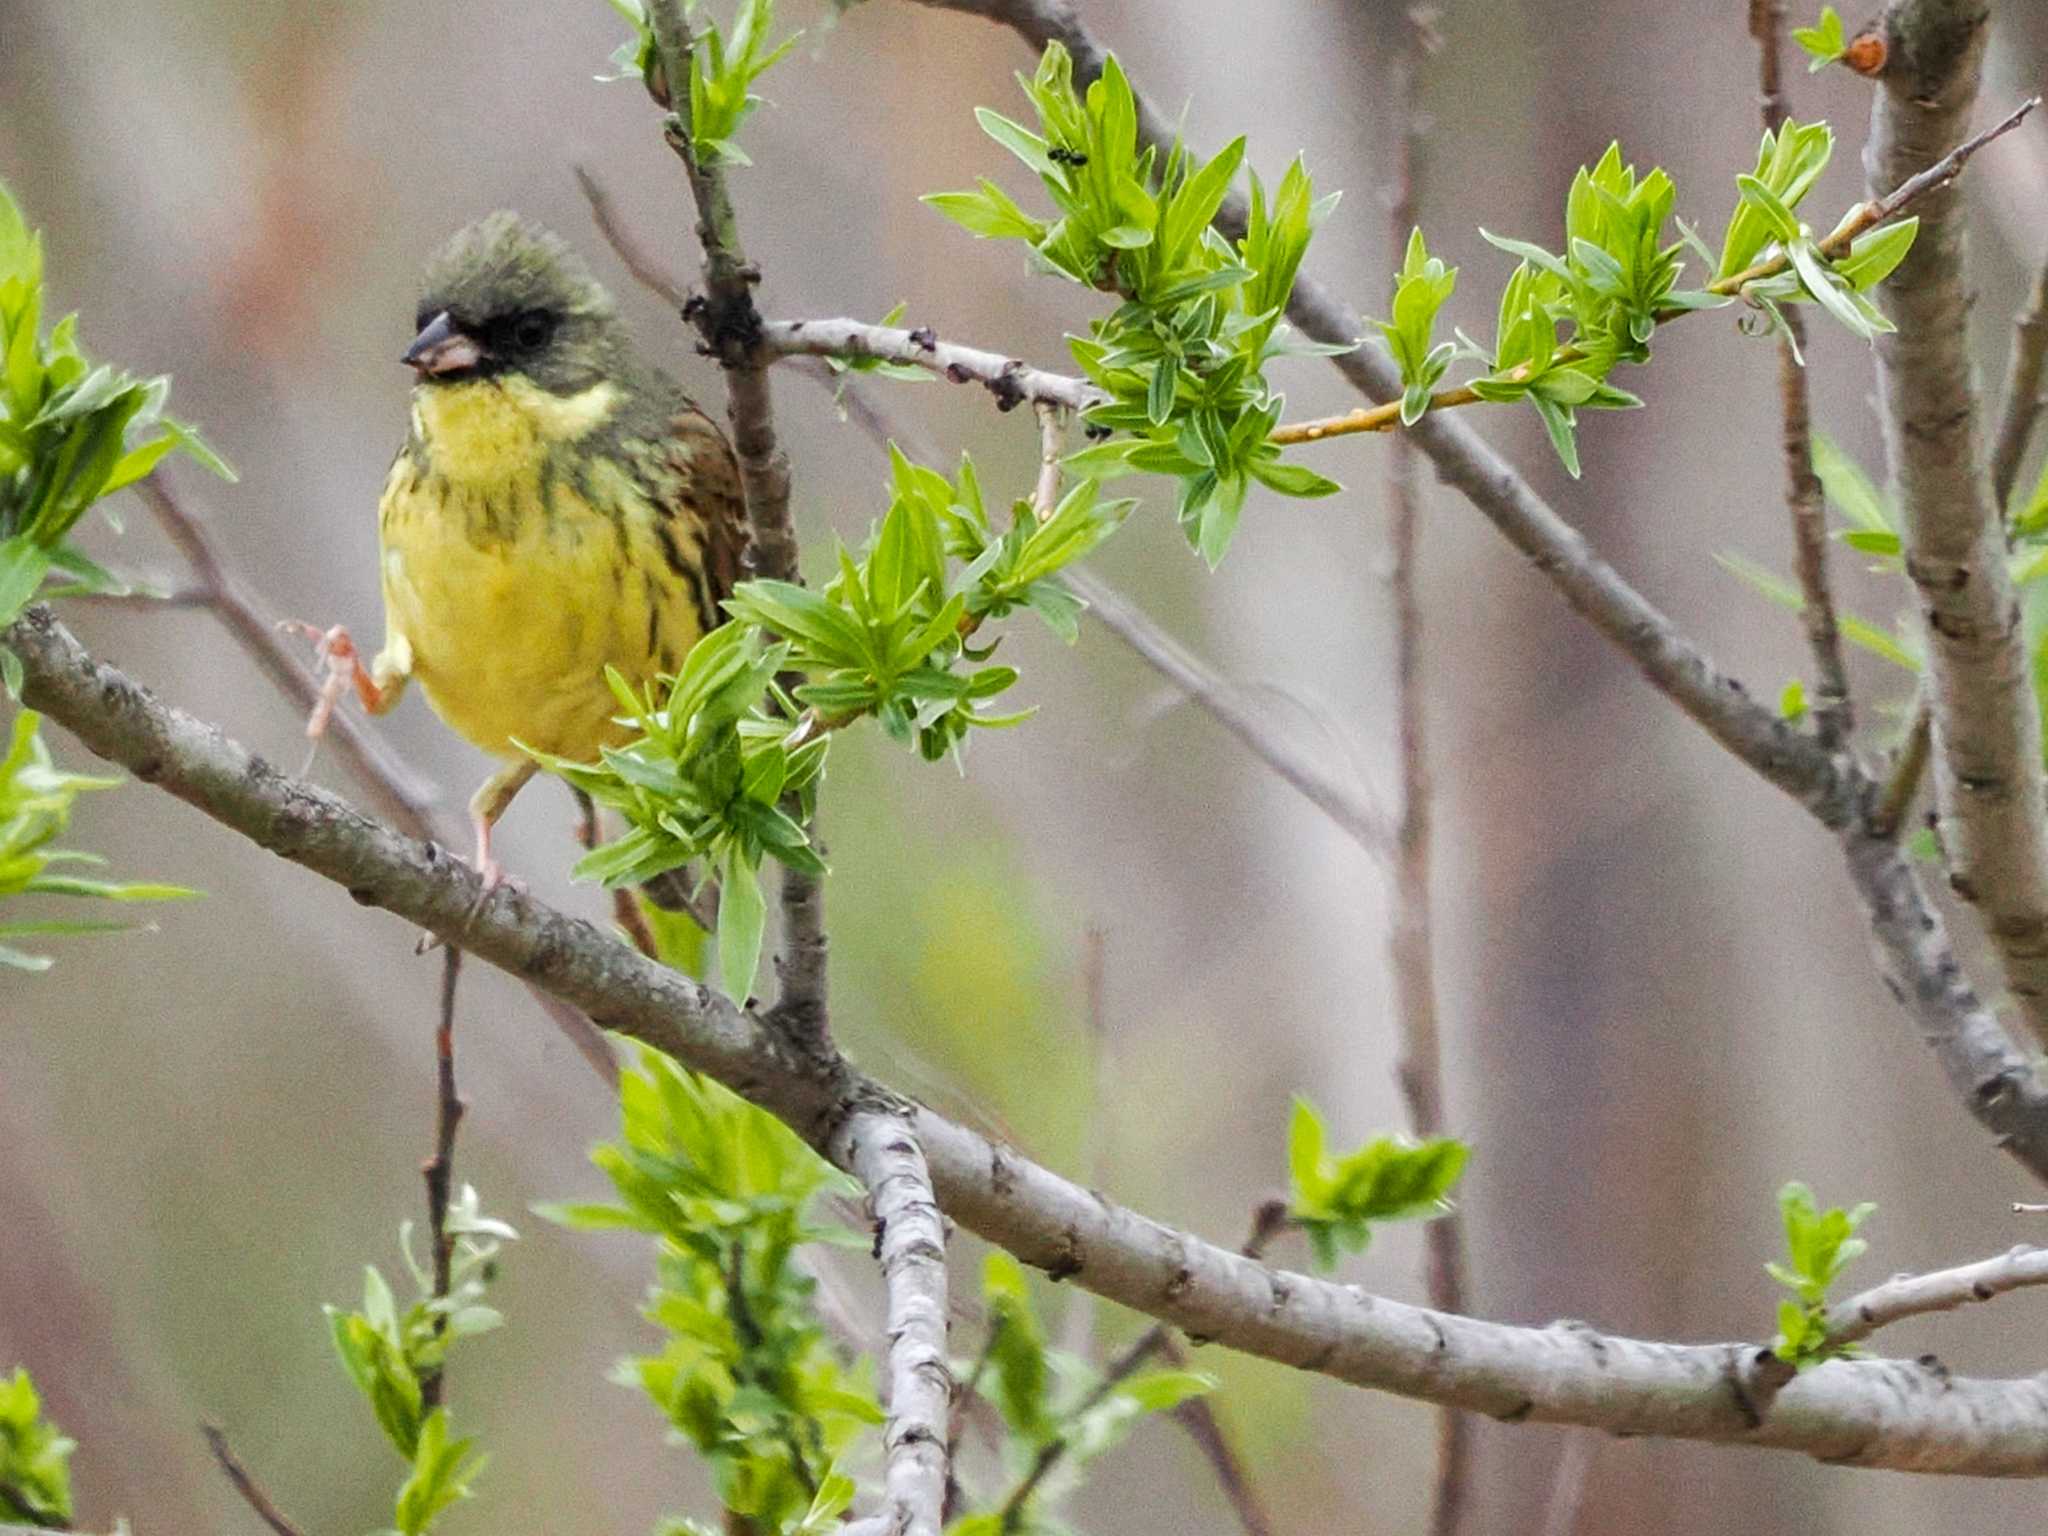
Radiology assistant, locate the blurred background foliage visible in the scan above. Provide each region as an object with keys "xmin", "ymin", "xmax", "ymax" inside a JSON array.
[{"xmin": 6, "ymin": 1, "xmax": 2048, "ymax": 1532}]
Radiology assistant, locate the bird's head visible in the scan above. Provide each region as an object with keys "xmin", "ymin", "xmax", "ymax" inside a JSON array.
[{"xmin": 404, "ymin": 212, "xmax": 625, "ymax": 395}]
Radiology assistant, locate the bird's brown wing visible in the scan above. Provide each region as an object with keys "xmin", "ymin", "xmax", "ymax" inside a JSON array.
[{"xmin": 659, "ymin": 399, "xmax": 748, "ymax": 634}]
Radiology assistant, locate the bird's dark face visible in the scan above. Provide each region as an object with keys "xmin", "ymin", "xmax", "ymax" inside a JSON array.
[{"xmin": 406, "ymin": 212, "xmax": 624, "ymax": 396}]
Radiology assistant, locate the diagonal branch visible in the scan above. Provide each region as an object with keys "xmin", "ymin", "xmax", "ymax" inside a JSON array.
[
  {"xmin": 21, "ymin": 602, "xmax": 2048, "ymax": 1475},
  {"xmin": 1865, "ymin": 2, "xmax": 2048, "ymax": 1050},
  {"xmin": 837, "ymin": 1111, "xmax": 950, "ymax": 1536},
  {"xmin": 1990, "ymin": 251, "xmax": 2048, "ymax": 515}
]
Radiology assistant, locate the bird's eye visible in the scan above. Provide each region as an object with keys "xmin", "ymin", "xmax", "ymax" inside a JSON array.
[{"xmin": 511, "ymin": 310, "xmax": 555, "ymax": 350}]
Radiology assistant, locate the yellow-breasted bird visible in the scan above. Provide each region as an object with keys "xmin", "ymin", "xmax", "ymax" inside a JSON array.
[{"xmin": 304, "ymin": 212, "xmax": 745, "ymax": 886}]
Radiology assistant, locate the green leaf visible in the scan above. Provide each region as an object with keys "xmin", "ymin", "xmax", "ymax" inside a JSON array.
[
  {"xmin": 1792, "ymin": 6, "xmax": 1848, "ymax": 70},
  {"xmin": 716, "ymin": 847, "xmax": 766, "ymax": 1003},
  {"xmin": 1836, "ymin": 218, "xmax": 1917, "ymax": 292},
  {"xmin": 1810, "ymin": 434, "xmax": 1893, "ymax": 532}
]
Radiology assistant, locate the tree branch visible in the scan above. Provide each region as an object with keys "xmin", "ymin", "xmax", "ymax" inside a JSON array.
[
  {"xmin": 201, "ymin": 1424, "xmax": 306, "ymax": 1536},
  {"xmin": 1989, "ymin": 251, "xmax": 2048, "ymax": 515},
  {"xmin": 1866, "ymin": 4, "xmax": 2048, "ymax": 1049},
  {"xmin": 1823, "ymin": 1242, "xmax": 2048, "ymax": 1350},
  {"xmin": 18, "ymin": 601, "xmax": 2048, "ymax": 1474},
  {"xmin": 1378, "ymin": 10, "xmax": 1472, "ymax": 1534},
  {"xmin": 1753, "ymin": 0, "xmax": 1854, "ymax": 752},
  {"xmin": 417, "ymin": 944, "xmax": 465, "ymax": 1413},
  {"xmin": 837, "ymin": 1112, "xmax": 950, "ymax": 1536},
  {"xmin": 644, "ymin": 1, "xmax": 823, "ymax": 1044}
]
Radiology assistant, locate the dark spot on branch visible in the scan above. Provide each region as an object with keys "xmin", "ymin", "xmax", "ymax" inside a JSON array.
[
  {"xmin": 1496, "ymin": 1399, "xmax": 1534, "ymax": 1424},
  {"xmin": 988, "ymin": 361, "xmax": 1028, "ymax": 412},
  {"xmin": 908, "ymin": 326, "xmax": 938, "ymax": 351}
]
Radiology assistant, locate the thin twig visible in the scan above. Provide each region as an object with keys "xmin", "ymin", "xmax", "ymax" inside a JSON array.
[
  {"xmin": 1058, "ymin": 925, "xmax": 1109, "ymax": 1359},
  {"xmin": 1270, "ymin": 95, "xmax": 2040, "ymax": 446},
  {"xmin": 1991, "ymin": 255, "xmax": 2048, "ymax": 517},
  {"xmin": 573, "ymin": 163, "xmax": 687, "ymax": 310},
  {"xmin": 1869, "ymin": 694, "xmax": 1933, "ymax": 840},
  {"xmin": 1536, "ymin": 1431, "xmax": 1598, "ymax": 1536},
  {"xmin": 418, "ymin": 943, "xmax": 465, "ymax": 1413},
  {"xmin": 573, "ymin": 788, "xmax": 663, "ymax": 958},
  {"xmin": 1822, "ymin": 1242, "xmax": 2048, "ymax": 1348},
  {"xmin": 1031, "ymin": 402, "xmax": 1064, "ymax": 520},
  {"xmin": 996, "ymin": 1328, "xmax": 1168, "ymax": 1532},
  {"xmin": 201, "ymin": 1425, "xmax": 307, "ymax": 1536},
  {"xmin": 1751, "ymin": 0, "xmax": 1853, "ymax": 752},
  {"xmin": 1062, "ymin": 569, "xmax": 1394, "ymax": 855},
  {"xmin": 1380, "ymin": 12, "xmax": 1471, "ymax": 1536},
  {"xmin": 942, "ymin": 1319, "xmax": 1001, "ymax": 1526}
]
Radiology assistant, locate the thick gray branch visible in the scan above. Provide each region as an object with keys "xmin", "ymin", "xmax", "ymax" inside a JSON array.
[
  {"xmin": 19, "ymin": 603, "xmax": 2048, "ymax": 1475},
  {"xmin": 1866, "ymin": 3, "xmax": 2048, "ymax": 1048},
  {"xmin": 837, "ymin": 1112, "xmax": 951, "ymax": 1536}
]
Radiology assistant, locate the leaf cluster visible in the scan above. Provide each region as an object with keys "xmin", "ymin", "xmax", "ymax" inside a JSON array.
[
  {"xmin": 0, "ymin": 179, "xmax": 230, "ymax": 659},
  {"xmin": 1792, "ymin": 6, "xmax": 1849, "ymax": 71},
  {"xmin": 541, "ymin": 1051, "xmax": 878, "ymax": 1534},
  {"xmin": 1715, "ymin": 121, "xmax": 1913, "ymax": 349},
  {"xmin": 0, "ymin": 709, "xmax": 196, "ymax": 971},
  {"xmin": 527, "ymin": 620, "xmax": 822, "ymax": 1002},
  {"xmin": 1766, "ymin": 1181, "xmax": 1874, "ymax": 1370},
  {"xmin": 949, "ymin": 1253, "xmax": 1212, "ymax": 1535},
  {"xmin": 1371, "ymin": 121, "xmax": 1912, "ymax": 479},
  {"xmin": 550, "ymin": 450, "xmax": 1120, "ymax": 1001},
  {"xmin": 0, "ymin": 1367, "xmax": 74, "ymax": 1528},
  {"xmin": 925, "ymin": 42, "xmax": 1343, "ymax": 566},
  {"xmin": 1285, "ymin": 1099, "xmax": 1468, "ymax": 1272},
  {"xmin": 604, "ymin": 0, "xmax": 796, "ymax": 168},
  {"xmin": 325, "ymin": 1188, "xmax": 517, "ymax": 1536}
]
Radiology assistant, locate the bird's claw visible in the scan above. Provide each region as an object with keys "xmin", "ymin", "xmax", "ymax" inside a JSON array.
[{"xmin": 280, "ymin": 620, "xmax": 364, "ymax": 741}]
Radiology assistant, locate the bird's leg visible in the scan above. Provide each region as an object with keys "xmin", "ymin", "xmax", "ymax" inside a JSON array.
[
  {"xmin": 280, "ymin": 623, "xmax": 409, "ymax": 774},
  {"xmin": 468, "ymin": 759, "xmax": 539, "ymax": 893}
]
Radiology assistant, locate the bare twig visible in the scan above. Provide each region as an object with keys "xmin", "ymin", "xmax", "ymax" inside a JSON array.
[
  {"xmin": 1379, "ymin": 13, "xmax": 1471, "ymax": 1536},
  {"xmin": 573, "ymin": 163, "xmax": 687, "ymax": 310},
  {"xmin": 838, "ymin": 1112, "xmax": 950, "ymax": 1536},
  {"xmin": 21, "ymin": 604, "xmax": 2048, "ymax": 1472},
  {"xmin": 1062, "ymin": 569, "xmax": 1394, "ymax": 855},
  {"xmin": 1868, "ymin": 12, "xmax": 2048, "ymax": 1047},
  {"xmin": 996, "ymin": 1328, "xmax": 1167, "ymax": 1531},
  {"xmin": 1823, "ymin": 1243, "xmax": 2048, "ymax": 1349},
  {"xmin": 1031, "ymin": 402, "xmax": 1064, "ymax": 520},
  {"xmin": 201, "ymin": 1425, "xmax": 307, "ymax": 1536},
  {"xmin": 1752, "ymin": 0, "xmax": 1853, "ymax": 752},
  {"xmin": 1991, "ymin": 251, "xmax": 2048, "ymax": 516},
  {"xmin": 418, "ymin": 944, "xmax": 465, "ymax": 1413},
  {"xmin": 1869, "ymin": 695, "xmax": 1933, "ymax": 840}
]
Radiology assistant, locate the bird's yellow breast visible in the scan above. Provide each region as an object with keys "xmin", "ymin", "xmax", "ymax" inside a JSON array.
[{"xmin": 377, "ymin": 377, "xmax": 707, "ymax": 764}]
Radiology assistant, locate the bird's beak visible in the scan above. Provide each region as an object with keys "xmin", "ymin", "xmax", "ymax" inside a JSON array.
[{"xmin": 403, "ymin": 311, "xmax": 485, "ymax": 376}]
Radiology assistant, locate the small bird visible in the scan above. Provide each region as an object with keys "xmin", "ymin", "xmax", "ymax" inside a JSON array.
[{"xmin": 302, "ymin": 212, "xmax": 745, "ymax": 888}]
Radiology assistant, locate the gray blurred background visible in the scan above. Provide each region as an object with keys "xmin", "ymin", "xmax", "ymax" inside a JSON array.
[{"xmin": 5, "ymin": 1, "xmax": 2048, "ymax": 1531}]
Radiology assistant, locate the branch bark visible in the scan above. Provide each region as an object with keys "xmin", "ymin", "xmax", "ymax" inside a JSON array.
[
  {"xmin": 1378, "ymin": 10, "xmax": 1472, "ymax": 1534},
  {"xmin": 1866, "ymin": 3, "xmax": 2048, "ymax": 1048},
  {"xmin": 20, "ymin": 604, "xmax": 2048, "ymax": 1475},
  {"xmin": 837, "ymin": 1112, "xmax": 950, "ymax": 1536}
]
